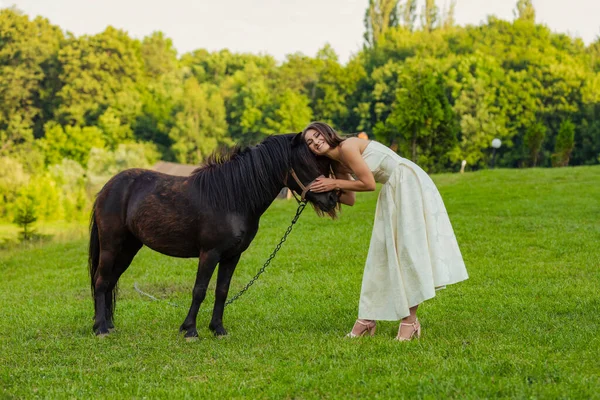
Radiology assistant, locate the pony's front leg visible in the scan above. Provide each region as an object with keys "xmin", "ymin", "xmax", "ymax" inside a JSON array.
[
  {"xmin": 209, "ymin": 253, "xmax": 241, "ymax": 337},
  {"xmin": 180, "ymin": 250, "xmax": 219, "ymax": 339}
]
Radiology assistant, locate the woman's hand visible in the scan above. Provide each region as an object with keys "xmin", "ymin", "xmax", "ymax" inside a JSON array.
[{"xmin": 310, "ymin": 177, "xmax": 338, "ymax": 193}]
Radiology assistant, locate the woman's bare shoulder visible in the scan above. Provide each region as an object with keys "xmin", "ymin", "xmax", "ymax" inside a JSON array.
[{"xmin": 340, "ymin": 137, "xmax": 370, "ymax": 153}]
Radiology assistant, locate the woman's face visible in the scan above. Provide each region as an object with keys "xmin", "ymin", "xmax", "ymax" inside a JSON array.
[{"xmin": 304, "ymin": 129, "xmax": 331, "ymax": 155}]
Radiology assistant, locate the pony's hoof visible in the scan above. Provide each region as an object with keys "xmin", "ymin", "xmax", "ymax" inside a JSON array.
[
  {"xmin": 183, "ymin": 329, "xmax": 198, "ymax": 339},
  {"xmin": 185, "ymin": 336, "xmax": 199, "ymax": 343},
  {"xmin": 96, "ymin": 332, "xmax": 109, "ymax": 338},
  {"xmin": 209, "ymin": 323, "xmax": 227, "ymax": 337},
  {"xmin": 213, "ymin": 329, "xmax": 228, "ymax": 338},
  {"xmin": 94, "ymin": 326, "xmax": 110, "ymax": 337}
]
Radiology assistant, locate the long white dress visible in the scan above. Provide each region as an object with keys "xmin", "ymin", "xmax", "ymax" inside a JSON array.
[{"xmin": 356, "ymin": 141, "xmax": 469, "ymax": 321}]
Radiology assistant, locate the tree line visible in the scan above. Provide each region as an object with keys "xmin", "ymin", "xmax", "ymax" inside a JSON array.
[{"xmin": 0, "ymin": 0, "xmax": 599, "ymax": 225}]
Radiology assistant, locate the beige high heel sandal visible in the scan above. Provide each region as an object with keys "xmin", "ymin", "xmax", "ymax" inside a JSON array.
[
  {"xmin": 395, "ymin": 318, "xmax": 421, "ymax": 341},
  {"xmin": 346, "ymin": 319, "xmax": 376, "ymax": 338}
]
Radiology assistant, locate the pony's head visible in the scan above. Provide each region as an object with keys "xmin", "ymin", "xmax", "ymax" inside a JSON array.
[{"xmin": 288, "ymin": 133, "xmax": 339, "ymax": 217}]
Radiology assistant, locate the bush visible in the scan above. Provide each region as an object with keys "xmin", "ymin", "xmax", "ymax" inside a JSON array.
[
  {"xmin": 0, "ymin": 157, "xmax": 29, "ymax": 221},
  {"xmin": 552, "ymin": 120, "xmax": 576, "ymax": 167},
  {"xmin": 86, "ymin": 142, "xmax": 160, "ymax": 193},
  {"xmin": 13, "ymin": 192, "xmax": 38, "ymax": 241}
]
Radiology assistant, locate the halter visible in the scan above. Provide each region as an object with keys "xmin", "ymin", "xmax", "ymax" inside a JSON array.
[
  {"xmin": 285, "ymin": 169, "xmax": 323, "ymax": 203},
  {"xmin": 284, "ymin": 164, "xmax": 336, "ymax": 203}
]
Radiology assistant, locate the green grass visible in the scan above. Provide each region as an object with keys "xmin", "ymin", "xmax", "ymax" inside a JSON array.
[{"xmin": 1, "ymin": 166, "xmax": 599, "ymax": 399}]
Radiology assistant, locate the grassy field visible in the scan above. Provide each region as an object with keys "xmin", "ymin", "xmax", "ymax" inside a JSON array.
[{"xmin": 1, "ymin": 166, "xmax": 599, "ymax": 399}]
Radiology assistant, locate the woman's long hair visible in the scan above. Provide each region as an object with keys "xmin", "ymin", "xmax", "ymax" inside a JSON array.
[
  {"xmin": 300, "ymin": 121, "xmax": 346, "ymax": 149},
  {"xmin": 301, "ymin": 121, "xmax": 352, "ymax": 174}
]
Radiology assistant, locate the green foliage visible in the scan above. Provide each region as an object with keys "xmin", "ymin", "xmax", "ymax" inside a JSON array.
[
  {"xmin": 364, "ymin": 0, "xmax": 399, "ymax": 47},
  {"xmin": 524, "ymin": 122, "xmax": 547, "ymax": 167},
  {"xmin": 169, "ymin": 78, "xmax": 230, "ymax": 163},
  {"xmin": 0, "ymin": 3, "xmax": 599, "ymax": 228},
  {"xmin": 448, "ymin": 54, "xmax": 510, "ymax": 168},
  {"xmin": 55, "ymin": 26, "xmax": 144, "ymax": 127},
  {"xmin": 552, "ymin": 119, "xmax": 576, "ymax": 167},
  {"xmin": 0, "ymin": 9, "xmax": 63, "ymax": 144},
  {"xmin": 400, "ymin": 0, "xmax": 417, "ymax": 31},
  {"xmin": 266, "ymin": 90, "xmax": 313, "ymax": 133},
  {"xmin": 226, "ymin": 62, "xmax": 279, "ymax": 144},
  {"xmin": 141, "ymin": 31, "xmax": 178, "ymax": 78},
  {"xmin": 420, "ymin": 0, "xmax": 439, "ymax": 32},
  {"xmin": 0, "ymin": 157, "xmax": 29, "ymax": 220},
  {"xmin": 87, "ymin": 142, "xmax": 160, "ymax": 190},
  {"xmin": 98, "ymin": 108, "xmax": 135, "ymax": 149},
  {"xmin": 13, "ymin": 191, "xmax": 37, "ymax": 241},
  {"xmin": 48, "ymin": 159, "xmax": 88, "ymax": 221},
  {"xmin": 374, "ymin": 61, "xmax": 456, "ymax": 172},
  {"xmin": 39, "ymin": 122, "xmax": 105, "ymax": 166},
  {"xmin": 514, "ymin": 0, "xmax": 536, "ymax": 23}
]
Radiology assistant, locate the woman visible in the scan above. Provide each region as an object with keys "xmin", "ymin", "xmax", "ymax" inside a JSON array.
[{"xmin": 302, "ymin": 122, "xmax": 468, "ymax": 341}]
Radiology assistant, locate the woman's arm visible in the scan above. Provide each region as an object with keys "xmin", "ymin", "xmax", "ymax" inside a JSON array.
[
  {"xmin": 310, "ymin": 140, "xmax": 376, "ymax": 195},
  {"xmin": 333, "ymin": 170, "xmax": 356, "ymax": 206}
]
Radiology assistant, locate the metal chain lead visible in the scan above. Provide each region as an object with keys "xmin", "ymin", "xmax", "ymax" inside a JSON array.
[
  {"xmin": 134, "ymin": 200, "xmax": 307, "ymax": 308},
  {"xmin": 224, "ymin": 200, "xmax": 307, "ymax": 307}
]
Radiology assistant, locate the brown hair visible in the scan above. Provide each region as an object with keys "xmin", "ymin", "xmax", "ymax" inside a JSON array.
[
  {"xmin": 301, "ymin": 121, "xmax": 353, "ymax": 175},
  {"xmin": 301, "ymin": 121, "xmax": 346, "ymax": 149}
]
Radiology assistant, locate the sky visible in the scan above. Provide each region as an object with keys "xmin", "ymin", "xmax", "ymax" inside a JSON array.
[{"xmin": 2, "ymin": 0, "xmax": 599, "ymax": 64}]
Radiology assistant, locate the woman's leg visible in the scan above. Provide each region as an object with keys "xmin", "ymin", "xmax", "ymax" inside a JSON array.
[
  {"xmin": 397, "ymin": 305, "xmax": 420, "ymax": 340},
  {"xmin": 348, "ymin": 319, "xmax": 377, "ymax": 337}
]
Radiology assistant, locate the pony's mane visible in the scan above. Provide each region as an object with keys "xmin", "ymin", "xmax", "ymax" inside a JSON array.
[{"xmin": 190, "ymin": 134, "xmax": 326, "ymax": 214}]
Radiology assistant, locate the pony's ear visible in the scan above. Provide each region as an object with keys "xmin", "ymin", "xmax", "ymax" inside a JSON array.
[{"xmin": 291, "ymin": 132, "xmax": 303, "ymax": 147}]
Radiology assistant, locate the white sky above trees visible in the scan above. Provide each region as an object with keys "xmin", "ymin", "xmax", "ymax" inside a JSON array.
[{"xmin": 4, "ymin": 0, "xmax": 600, "ymax": 63}]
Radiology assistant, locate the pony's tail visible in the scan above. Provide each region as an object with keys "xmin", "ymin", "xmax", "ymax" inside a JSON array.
[{"xmin": 88, "ymin": 204, "xmax": 100, "ymax": 300}]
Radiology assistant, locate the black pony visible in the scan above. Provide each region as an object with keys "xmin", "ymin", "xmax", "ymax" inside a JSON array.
[{"xmin": 89, "ymin": 133, "xmax": 338, "ymax": 338}]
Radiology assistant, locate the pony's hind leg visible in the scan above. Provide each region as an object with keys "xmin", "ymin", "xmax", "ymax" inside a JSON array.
[
  {"xmin": 105, "ymin": 236, "xmax": 143, "ymax": 331},
  {"xmin": 93, "ymin": 249, "xmax": 118, "ymax": 336},
  {"xmin": 209, "ymin": 253, "xmax": 241, "ymax": 337},
  {"xmin": 180, "ymin": 250, "xmax": 220, "ymax": 339}
]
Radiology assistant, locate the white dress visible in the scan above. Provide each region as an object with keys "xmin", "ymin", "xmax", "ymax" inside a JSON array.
[{"xmin": 357, "ymin": 141, "xmax": 469, "ymax": 321}]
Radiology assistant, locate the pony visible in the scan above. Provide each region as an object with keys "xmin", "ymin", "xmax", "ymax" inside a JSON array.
[{"xmin": 88, "ymin": 133, "xmax": 338, "ymax": 338}]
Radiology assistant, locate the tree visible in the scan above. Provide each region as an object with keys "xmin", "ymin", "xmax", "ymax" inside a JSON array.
[
  {"xmin": 0, "ymin": 157, "xmax": 29, "ymax": 220},
  {"xmin": 169, "ymin": 78, "xmax": 230, "ymax": 163},
  {"xmin": 421, "ymin": 0, "xmax": 439, "ymax": 32},
  {"xmin": 400, "ymin": 0, "xmax": 418, "ymax": 31},
  {"xmin": 48, "ymin": 159, "xmax": 87, "ymax": 221},
  {"xmin": 225, "ymin": 62, "xmax": 278, "ymax": 144},
  {"xmin": 98, "ymin": 108, "xmax": 135, "ymax": 149},
  {"xmin": 448, "ymin": 54, "xmax": 510, "ymax": 168},
  {"xmin": 39, "ymin": 122, "xmax": 105, "ymax": 166},
  {"xmin": 55, "ymin": 27, "xmax": 144, "ymax": 127},
  {"xmin": 374, "ymin": 62, "xmax": 457, "ymax": 172},
  {"xmin": 441, "ymin": 0, "xmax": 457, "ymax": 30},
  {"xmin": 310, "ymin": 46, "xmax": 366, "ymax": 131},
  {"xmin": 364, "ymin": 0, "xmax": 400, "ymax": 47},
  {"xmin": 266, "ymin": 90, "xmax": 313, "ymax": 133},
  {"xmin": 14, "ymin": 192, "xmax": 37, "ymax": 241},
  {"xmin": 87, "ymin": 142, "xmax": 159, "ymax": 191},
  {"xmin": 0, "ymin": 9, "xmax": 64, "ymax": 144},
  {"xmin": 514, "ymin": 0, "xmax": 536, "ymax": 23},
  {"xmin": 552, "ymin": 120, "xmax": 575, "ymax": 166},
  {"xmin": 524, "ymin": 122, "xmax": 546, "ymax": 167},
  {"xmin": 141, "ymin": 31, "xmax": 178, "ymax": 78}
]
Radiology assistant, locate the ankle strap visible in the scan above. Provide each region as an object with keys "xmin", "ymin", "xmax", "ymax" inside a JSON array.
[
  {"xmin": 400, "ymin": 318, "xmax": 419, "ymax": 327},
  {"xmin": 355, "ymin": 319, "xmax": 375, "ymax": 326}
]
